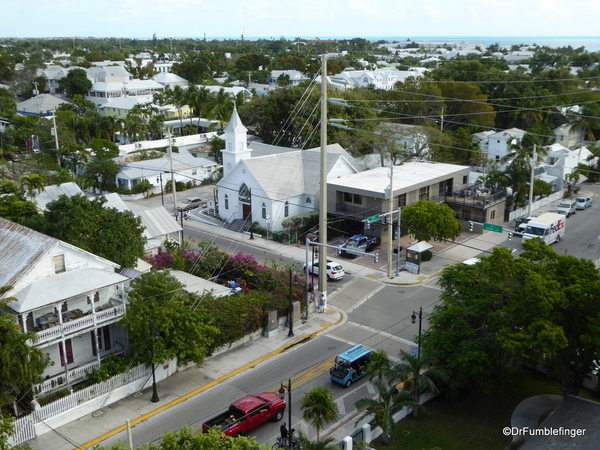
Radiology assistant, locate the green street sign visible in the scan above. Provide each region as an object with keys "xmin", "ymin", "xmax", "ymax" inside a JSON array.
[
  {"xmin": 367, "ymin": 214, "xmax": 381, "ymax": 223},
  {"xmin": 483, "ymin": 223, "xmax": 503, "ymax": 233}
]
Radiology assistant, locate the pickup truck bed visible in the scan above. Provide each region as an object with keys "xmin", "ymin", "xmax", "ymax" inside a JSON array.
[{"xmin": 202, "ymin": 392, "xmax": 285, "ymax": 437}]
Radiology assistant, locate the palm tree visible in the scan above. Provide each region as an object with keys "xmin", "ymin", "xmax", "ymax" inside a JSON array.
[
  {"xmin": 354, "ymin": 379, "xmax": 417, "ymax": 445},
  {"xmin": 300, "ymin": 385, "xmax": 338, "ymax": 442},
  {"xmin": 365, "ymin": 349, "xmax": 393, "ymax": 393},
  {"xmin": 0, "ymin": 287, "xmax": 47, "ymax": 414},
  {"xmin": 186, "ymin": 84, "xmax": 213, "ymax": 132},
  {"xmin": 295, "ymin": 432, "xmax": 339, "ymax": 450},
  {"xmin": 19, "ymin": 174, "xmax": 45, "ymax": 198},
  {"xmin": 390, "ymin": 349, "xmax": 447, "ymax": 419}
]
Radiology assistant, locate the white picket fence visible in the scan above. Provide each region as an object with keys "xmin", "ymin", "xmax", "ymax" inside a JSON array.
[{"xmin": 8, "ymin": 363, "xmax": 155, "ymax": 447}]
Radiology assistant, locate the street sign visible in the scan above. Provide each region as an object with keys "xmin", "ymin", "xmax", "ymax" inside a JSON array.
[
  {"xmin": 367, "ymin": 214, "xmax": 380, "ymax": 223},
  {"xmin": 410, "ymin": 345, "xmax": 419, "ymax": 358},
  {"xmin": 483, "ymin": 223, "xmax": 503, "ymax": 233}
]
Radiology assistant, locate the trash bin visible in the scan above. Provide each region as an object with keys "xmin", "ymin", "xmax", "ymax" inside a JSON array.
[
  {"xmin": 289, "ymin": 233, "xmax": 297, "ymax": 245},
  {"xmin": 272, "ymin": 231, "xmax": 282, "ymax": 242}
]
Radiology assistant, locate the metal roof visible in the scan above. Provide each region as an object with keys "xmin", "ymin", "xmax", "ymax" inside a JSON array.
[{"xmin": 9, "ymin": 267, "xmax": 129, "ymax": 313}]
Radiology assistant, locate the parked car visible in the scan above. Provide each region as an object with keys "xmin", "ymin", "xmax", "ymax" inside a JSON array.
[
  {"xmin": 576, "ymin": 196, "xmax": 593, "ymax": 210},
  {"xmin": 461, "ymin": 257, "xmax": 481, "ymax": 266},
  {"xmin": 303, "ymin": 259, "xmax": 345, "ymax": 280},
  {"xmin": 515, "ymin": 216, "xmax": 536, "ymax": 232},
  {"xmin": 556, "ymin": 201, "xmax": 577, "ymax": 217},
  {"xmin": 175, "ymin": 197, "xmax": 205, "ymax": 211},
  {"xmin": 340, "ymin": 234, "xmax": 378, "ymax": 256},
  {"xmin": 201, "ymin": 392, "xmax": 285, "ymax": 437}
]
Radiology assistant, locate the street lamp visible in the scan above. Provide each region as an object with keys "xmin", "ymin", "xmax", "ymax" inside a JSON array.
[
  {"xmin": 411, "ymin": 307, "xmax": 423, "ymax": 358},
  {"xmin": 278, "ymin": 379, "xmax": 292, "ymax": 438},
  {"xmin": 150, "ymin": 324, "xmax": 160, "ymax": 403},
  {"xmin": 156, "ymin": 173, "xmax": 164, "ymax": 206}
]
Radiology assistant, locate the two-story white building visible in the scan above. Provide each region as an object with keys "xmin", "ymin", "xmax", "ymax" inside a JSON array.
[{"xmin": 0, "ymin": 218, "xmax": 130, "ymax": 396}]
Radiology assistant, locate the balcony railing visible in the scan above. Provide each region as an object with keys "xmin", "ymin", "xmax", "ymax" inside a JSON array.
[
  {"xmin": 35, "ymin": 304, "xmax": 126, "ymax": 345},
  {"xmin": 34, "ymin": 360, "xmax": 101, "ymax": 395},
  {"xmin": 335, "ymin": 203, "xmax": 382, "ymax": 220}
]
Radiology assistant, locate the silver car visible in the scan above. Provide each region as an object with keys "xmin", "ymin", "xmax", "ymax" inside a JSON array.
[{"xmin": 576, "ymin": 196, "xmax": 593, "ymax": 210}]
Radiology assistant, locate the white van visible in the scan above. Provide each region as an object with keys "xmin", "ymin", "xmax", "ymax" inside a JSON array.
[{"xmin": 522, "ymin": 212, "xmax": 566, "ymax": 245}]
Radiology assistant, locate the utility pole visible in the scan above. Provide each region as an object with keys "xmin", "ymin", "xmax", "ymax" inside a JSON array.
[
  {"xmin": 319, "ymin": 53, "xmax": 328, "ymax": 300},
  {"xmin": 527, "ymin": 144, "xmax": 536, "ymax": 217},
  {"xmin": 387, "ymin": 164, "xmax": 394, "ymax": 278},
  {"xmin": 52, "ymin": 108, "xmax": 60, "ymax": 166}
]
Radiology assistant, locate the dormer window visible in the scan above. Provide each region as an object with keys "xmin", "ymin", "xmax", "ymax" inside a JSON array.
[{"xmin": 53, "ymin": 254, "xmax": 65, "ymax": 274}]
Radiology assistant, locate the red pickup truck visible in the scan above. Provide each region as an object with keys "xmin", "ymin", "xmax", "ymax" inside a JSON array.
[{"xmin": 201, "ymin": 392, "xmax": 286, "ymax": 437}]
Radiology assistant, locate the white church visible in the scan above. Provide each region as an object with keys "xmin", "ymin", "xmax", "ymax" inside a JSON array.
[{"xmin": 216, "ymin": 107, "xmax": 360, "ymax": 232}]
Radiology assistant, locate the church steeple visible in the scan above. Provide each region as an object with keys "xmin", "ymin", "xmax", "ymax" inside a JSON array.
[{"xmin": 221, "ymin": 104, "xmax": 251, "ymax": 177}]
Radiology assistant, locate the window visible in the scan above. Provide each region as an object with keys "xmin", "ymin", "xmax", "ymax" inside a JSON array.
[
  {"xmin": 59, "ymin": 339, "xmax": 74, "ymax": 366},
  {"xmin": 53, "ymin": 255, "xmax": 65, "ymax": 274},
  {"xmin": 306, "ymin": 196, "xmax": 311, "ymax": 203},
  {"xmin": 262, "ymin": 203, "xmax": 266, "ymax": 219},
  {"xmin": 490, "ymin": 210, "xmax": 496, "ymax": 220},
  {"xmin": 92, "ymin": 325, "xmax": 112, "ymax": 356},
  {"xmin": 461, "ymin": 209, "xmax": 472, "ymax": 221},
  {"xmin": 354, "ymin": 194, "xmax": 362, "ymax": 205},
  {"xmin": 192, "ymin": 168, "xmax": 197, "ymax": 175},
  {"xmin": 462, "ymin": 175, "xmax": 468, "ymax": 185},
  {"xmin": 419, "ymin": 186, "xmax": 429, "ymax": 200},
  {"xmin": 224, "ymin": 194, "xmax": 229, "ymax": 210},
  {"xmin": 344, "ymin": 192, "xmax": 353, "ymax": 202},
  {"xmin": 495, "ymin": 155, "xmax": 500, "ymax": 161},
  {"xmin": 284, "ymin": 201, "xmax": 289, "ymax": 217},
  {"xmin": 398, "ymin": 193, "xmax": 407, "ymax": 208},
  {"xmin": 239, "ymin": 184, "xmax": 251, "ymax": 203}
]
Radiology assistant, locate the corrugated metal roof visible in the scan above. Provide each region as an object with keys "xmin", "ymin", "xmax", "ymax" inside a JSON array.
[
  {"xmin": 27, "ymin": 182, "xmax": 84, "ymax": 211},
  {"xmin": 138, "ymin": 207, "xmax": 182, "ymax": 239},
  {"xmin": 9, "ymin": 267, "xmax": 129, "ymax": 313},
  {"xmin": 0, "ymin": 218, "xmax": 60, "ymax": 289}
]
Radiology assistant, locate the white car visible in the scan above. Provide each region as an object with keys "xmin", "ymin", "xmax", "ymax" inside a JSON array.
[
  {"xmin": 304, "ymin": 260, "xmax": 345, "ymax": 280},
  {"xmin": 556, "ymin": 201, "xmax": 577, "ymax": 217},
  {"xmin": 576, "ymin": 196, "xmax": 593, "ymax": 210}
]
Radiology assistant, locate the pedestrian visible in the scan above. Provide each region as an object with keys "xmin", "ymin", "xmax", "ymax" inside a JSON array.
[
  {"xmin": 249, "ymin": 224, "xmax": 254, "ymax": 240},
  {"xmin": 319, "ymin": 292, "xmax": 326, "ymax": 313},
  {"xmin": 174, "ymin": 210, "xmax": 179, "ymax": 221},
  {"xmin": 280, "ymin": 422, "xmax": 288, "ymax": 445},
  {"xmin": 289, "ymin": 428, "xmax": 296, "ymax": 447}
]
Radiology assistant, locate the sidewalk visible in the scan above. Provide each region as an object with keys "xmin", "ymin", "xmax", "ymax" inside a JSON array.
[
  {"xmin": 27, "ymin": 306, "xmax": 345, "ymax": 450},
  {"xmin": 27, "ymin": 189, "xmax": 593, "ymax": 449}
]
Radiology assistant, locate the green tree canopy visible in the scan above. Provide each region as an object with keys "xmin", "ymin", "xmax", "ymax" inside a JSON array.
[
  {"xmin": 22, "ymin": 194, "xmax": 146, "ymax": 268},
  {"xmin": 120, "ymin": 271, "xmax": 218, "ymax": 368},
  {"xmin": 57, "ymin": 68, "xmax": 92, "ymax": 98},
  {"xmin": 402, "ymin": 200, "xmax": 463, "ymax": 243},
  {"xmin": 0, "ymin": 287, "xmax": 47, "ymax": 411},
  {"xmin": 423, "ymin": 244, "xmax": 583, "ymax": 394}
]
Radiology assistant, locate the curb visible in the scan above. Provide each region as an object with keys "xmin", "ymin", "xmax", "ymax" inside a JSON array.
[{"xmin": 77, "ymin": 309, "xmax": 345, "ymax": 449}]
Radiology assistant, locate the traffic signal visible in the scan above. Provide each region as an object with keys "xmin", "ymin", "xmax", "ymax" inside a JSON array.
[
  {"xmin": 365, "ymin": 222, "xmax": 371, "ymax": 230},
  {"xmin": 469, "ymin": 221, "xmax": 474, "ymax": 232},
  {"xmin": 373, "ymin": 253, "xmax": 378, "ymax": 263},
  {"xmin": 507, "ymin": 232, "xmax": 513, "ymax": 241}
]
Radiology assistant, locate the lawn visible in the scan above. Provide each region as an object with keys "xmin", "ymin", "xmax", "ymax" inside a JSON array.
[{"xmin": 371, "ymin": 369, "xmax": 589, "ymax": 450}]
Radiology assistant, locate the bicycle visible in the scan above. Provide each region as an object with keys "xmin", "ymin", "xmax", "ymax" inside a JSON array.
[{"xmin": 271, "ymin": 436, "xmax": 300, "ymax": 449}]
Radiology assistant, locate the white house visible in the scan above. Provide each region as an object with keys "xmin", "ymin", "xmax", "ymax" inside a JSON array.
[
  {"xmin": 268, "ymin": 70, "xmax": 311, "ymax": 87},
  {"xmin": 328, "ymin": 68, "xmax": 423, "ymax": 91},
  {"xmin": 553, "ymin": 122, "xmax": 585, "ymax": 149},
  {"xmin": 473, "ymin": 127, "xmax": 527, "ymax": 167},
  {"xmin": 116, "ymin": 153, "xmax": 219, "ymax": 191},
  {"xmin": 85, "ymin": 66, "xmax": 165, "ymax": 106},
  {"xmin": 217, "ymin": 106, "xmax": 359, "ymax": 232},
  {"xmin": 544, "ymin": 143, "xmax": 595, "ymax": 190},
  {"xmin": 0, "ymin": 218, "xmax": 130, "ymax": 396}
]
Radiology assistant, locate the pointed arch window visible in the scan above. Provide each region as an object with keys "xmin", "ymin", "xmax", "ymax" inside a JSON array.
[
  {"xmin": 262, "ymin": 203, "xmax": 267, "ymax": 219},
  {"xmin": 306, "ymin": 196, "xmax": 312, "ymax": 204},
  {"xmin": 284, "ymin": 201, "xmax": 289, "ymax": 217},
  {"xmin": 224, "ymin": 194, "xmax": 229, "ymax": 210},
  {"xmin": 239, "ymin": 183, "xmax": 251, "ymax": 203}
]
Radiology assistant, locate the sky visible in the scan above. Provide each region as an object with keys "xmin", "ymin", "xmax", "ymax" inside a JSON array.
[{"xmin": 2, "ymin": 0, "xmax": 600, "ymax": 39}]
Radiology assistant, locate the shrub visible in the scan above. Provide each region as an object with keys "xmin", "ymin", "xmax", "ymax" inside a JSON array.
[{"xmin": 421, "ymin": 250, "xmax": 433, "ymax": 261}]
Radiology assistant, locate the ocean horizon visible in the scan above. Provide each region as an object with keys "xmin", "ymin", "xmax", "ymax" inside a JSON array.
[{"xmin": 134, "ymin": 35, "xmax": 600, "ymax": 52}]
